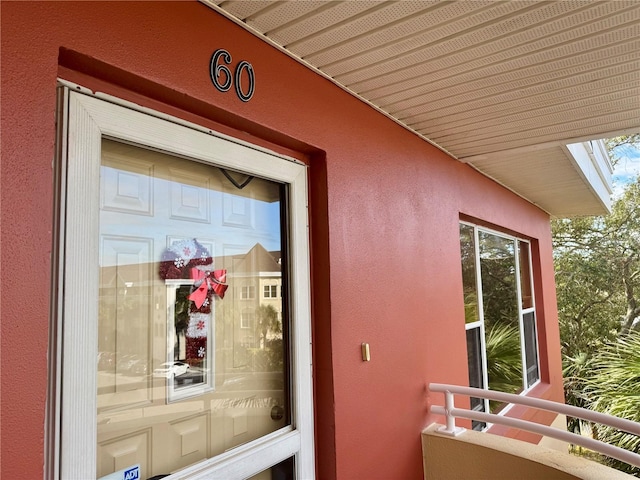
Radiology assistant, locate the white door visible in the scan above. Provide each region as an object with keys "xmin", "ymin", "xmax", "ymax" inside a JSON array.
[{"xmin": 55, "ymin": 88, "xmax": 314, "ymax": 480}]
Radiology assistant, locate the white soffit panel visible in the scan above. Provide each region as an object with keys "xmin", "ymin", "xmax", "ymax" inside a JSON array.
[
  {"xmin": 467, "ymin": 145, "xmax": 610, "ymax": 217},
  {"xmin": 206, "ymin": 0, "xmax": 640, "ymax": 216}
]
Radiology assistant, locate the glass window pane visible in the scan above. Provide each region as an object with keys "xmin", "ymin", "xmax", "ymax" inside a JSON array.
[
  {"xmin": 523, "ymin": 311, "xmax": 539, "ymax": 387},
  {"xmin": 466, "ymin": 327, "xmax": 487, "ymax": 430},
  {"xmin": 466, "ymin": 327, "xmax": 484, "ymax": 391},
  {"xmin": 97, "ymin": 140, "xmax": 289, "ymax": 479},
  {"xmin": 247, "ymin": 457, "xmax": 295, "ymax": 480},
  {"xmin": 519, "ymin": 241, "xmax": 534, "ymax": 310},
  {"xmin": 478, "ymin": 231, "xmax": 523, "ymax": 406},
  {"xmin": 460, "ymin": 224, "xmax": 479, "ymax": 324}
]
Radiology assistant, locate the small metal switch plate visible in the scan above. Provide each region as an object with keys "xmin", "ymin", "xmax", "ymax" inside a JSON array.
[{"xmin": 361, "ymin": 343, "xmax": 371, "ymax": 362}]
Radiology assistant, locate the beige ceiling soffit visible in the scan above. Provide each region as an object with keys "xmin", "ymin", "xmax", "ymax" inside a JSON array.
[
  {"xmin": 459, "ymin": 126, "xmax": 640, "ymax": 164},
  {"xmin": 465, "ymin": 162, "xmax": 552, "ymax": 217},
  {"xmin": 199, "ymin": 0, "xmax": 457, "ymax": 160}
]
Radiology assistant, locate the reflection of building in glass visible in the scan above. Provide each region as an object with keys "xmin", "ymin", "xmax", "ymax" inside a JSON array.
[
  {"xmin": 222, "ymin": 243, "xmax": 282, "ymax": 349},
  {"xmin": 96, "ymin": 240, "xmax": 284, "ymax": 388}
]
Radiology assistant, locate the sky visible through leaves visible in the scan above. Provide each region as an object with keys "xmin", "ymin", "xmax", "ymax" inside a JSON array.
[{"xmin": 611, "ymin": 140, "xmax": 640, "ymax": 198}]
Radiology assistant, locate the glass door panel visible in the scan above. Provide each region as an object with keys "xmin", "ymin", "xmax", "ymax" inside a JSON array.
[
  {"xmin": 97, "ymin": 139, "xmax": 289, "ymax": 479},
  {"xmin": 247, "ymin": 458, "xmax": 295, "ymax": 480}
]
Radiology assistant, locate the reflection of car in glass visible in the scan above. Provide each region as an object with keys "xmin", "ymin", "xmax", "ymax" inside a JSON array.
[
  {"xmin": 218, "ymin": 372, "xmax": 284, "ymax": 392},
  {"xmin": 130, "ymin": 358, "xmax": 149, "ymax": 376},
  {"xmin": 97, "ymin": 351, "xmax": 115, "ymax": 370},
  {"xmin": 173, "ymin": 366, "xmax": 206, "ymax": 387},
  {"xmin": 153, "ymin": 361, "xmax": 189, "ymax": 378},
  {"xmin": 117, "ymin": 354, "xmax": 139, "ymax": 372}
]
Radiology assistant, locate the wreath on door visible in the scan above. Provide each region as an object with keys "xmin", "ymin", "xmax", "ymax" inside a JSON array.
[
  {"xmin": 159, "ymin": 238, "xmax": 228, "ymax": 364},
  {"xmin": 158, "ymin": 238, "xmax": 228, "ymax": 312}
]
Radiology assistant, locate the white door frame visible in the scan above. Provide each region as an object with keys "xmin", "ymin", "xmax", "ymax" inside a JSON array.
[{"xmin": 53, "ymin": 86, "xmax": 315, "ymax": 479}]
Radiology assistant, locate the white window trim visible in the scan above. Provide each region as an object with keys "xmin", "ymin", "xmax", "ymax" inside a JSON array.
[
  {"xmin": 241, "ymin": 309, "xmax": 254, "ymax": 329},
  {"xmin": 264, "ymin": 284, "xmax": 278, "ymax": 298},
  {"xmin": 517, "ymin": 238, "xmax": 540, "ymax": 392},
  {"xmin": 165, "ymin": 279, "xmax": 215, "ymax": 402},
  {"xmin": 53, "ymin": 86, "xmax": 315, "ymax": 479},
  {"xmin": 461, "ymin": 221, "xmax": 541, "ymax": 425},
  {"xmin": 241, "ymin": 285, "xmax": 256, "ymax": 299},
  {"xmin": 466, "ymin": 224, "xmax": 490, "ymax": 417}
]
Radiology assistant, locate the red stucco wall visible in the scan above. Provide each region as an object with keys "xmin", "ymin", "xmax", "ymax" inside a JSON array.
[{"xmin": 1, "ymin": 2, "xmax": 564, "ymax": 479}]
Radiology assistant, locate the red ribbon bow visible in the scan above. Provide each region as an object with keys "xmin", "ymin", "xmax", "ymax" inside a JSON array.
[{"xmin": 188, "ymin": 268, "xmax": 228, "ymax": 307}]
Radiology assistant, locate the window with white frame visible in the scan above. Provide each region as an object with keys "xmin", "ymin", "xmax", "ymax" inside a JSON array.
[
  {"xmin": 459, "ymin": 222, "xmax": 540, "ymax": 429},
  {"xmin": 241, "ymin": 285, "xmax": 256, "ymax": 299},
  {"xmin": 241, "ymin": 308, "xmax": 255, "ymax": 329},
  {"xmin": 264, "ymin": 284, "xmax": 278, "ymax": 298},
  {"xmin": 53, "ymin": 88, "xmax": 315, "ymax": 479}
]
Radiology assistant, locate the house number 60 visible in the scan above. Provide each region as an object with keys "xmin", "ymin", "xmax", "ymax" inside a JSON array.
[{"xmin": 210, "ymin": 49, "xmax": 255, "ymax": 102}]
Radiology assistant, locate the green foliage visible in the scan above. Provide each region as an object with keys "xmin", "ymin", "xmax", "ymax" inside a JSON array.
[
  {"xmin": 554, "ymin": 135, "xmax": 640, "ymax": 475},
  {"xmin": 562, "ymin": 352, "xmax": 595, "ymax": 434},
  {"xmin": 585, "ymin": 332, "xmax": 640, "ymax": 476},
  {"xmin": 256, "ymin": 303, "xmax": 281, "ymax": 346},
  {"xmin": 553, "ymin": 178, "xmax": 640, "ymax": 360},
  {"xmin": 247, "ymin": 338, "xmax": 284, "ymax": 372},
  {"xmin": 463, "ymin": 293, "xmax": 478, "ymax": 323},
  {"xmin": 478, "ymin": 232, "xmax": 519, "ymax": 332},
  {"xmin": 485, "ymin": 322, "xmax": 522, "ymax": 411},
  {"xmin": 605, "ymin": 134, "xmax": 640, "ymax": 166},
  {"xmin": 174, "ymin": 285, "xmax": 192, "ymax": 334}
]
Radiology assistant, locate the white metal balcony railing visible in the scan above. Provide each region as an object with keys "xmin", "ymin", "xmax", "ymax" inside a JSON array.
[{"xmin": 429, "ymin": 383, "xmax": 640, "ymax": 469}]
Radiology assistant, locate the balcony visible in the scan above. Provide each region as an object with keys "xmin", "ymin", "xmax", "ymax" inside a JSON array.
[{"xmin": 425, "ymin": 384, "xmax": 640, "ymax": 480}]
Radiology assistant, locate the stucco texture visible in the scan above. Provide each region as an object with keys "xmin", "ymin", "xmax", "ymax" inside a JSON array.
[{"xmin": 1, "ymin": 2, "xmax": 564, "ymax": 479}]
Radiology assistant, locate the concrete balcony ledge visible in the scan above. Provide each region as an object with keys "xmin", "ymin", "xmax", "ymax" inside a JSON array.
[{"xmin": 422, "ymin": 423, "xmax": 631, "ymax": 480}]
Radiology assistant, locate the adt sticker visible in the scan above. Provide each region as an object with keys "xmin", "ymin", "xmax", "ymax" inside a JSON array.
[
  {"xmin": 123, "ymin": 465, "xmax": 140, "ymax": 480},
  {"xmin": 98, "ymin": 464, "xmax": 140, "ymax": 480}
]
